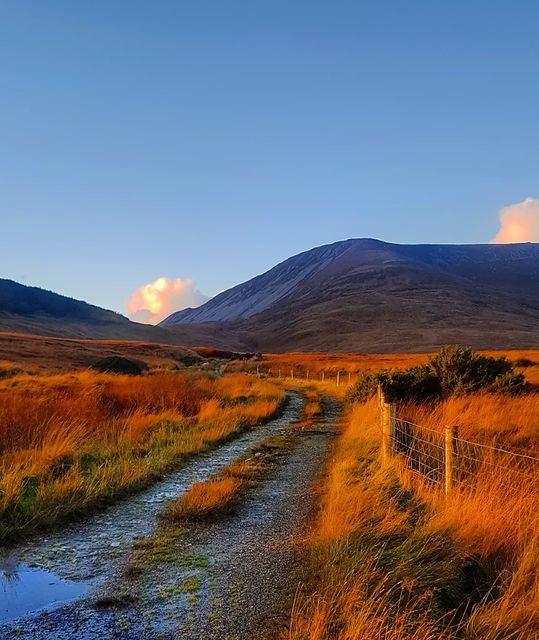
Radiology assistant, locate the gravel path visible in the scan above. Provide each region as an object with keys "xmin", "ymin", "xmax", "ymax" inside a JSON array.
[
  {"xmin": 0, "ymin": 393, "xmax": 303, "ymax": 636},
  {"xmin": 170, "ymin": 397, "xmax": 339, "ymax": 639},
  {"xmin": 0, "ymin": 394, "xmax": 339, "ymax": 640}
]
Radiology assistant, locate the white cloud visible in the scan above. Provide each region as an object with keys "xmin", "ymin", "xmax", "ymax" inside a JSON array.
[
  {"xmin": 127, "ymin": 277, "xmax": 209, "ymax": 324},
  {"xmin": 491, "ymin": 197, "xmax": 539, "ymax": 243}
]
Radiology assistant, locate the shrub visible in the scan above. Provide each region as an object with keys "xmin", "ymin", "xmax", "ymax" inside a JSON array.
[
  {"xmin": 178, "ymin": 355, "xmax": 200, "ymax": 368},
  {"xmin": 514, "ymin": 357, "xmax": 536, "ymax": 368},
  {"xmin": 90, "ymin": 356, "xmax": 147, "ymax": 375},
  {"xmin": 0, "ymin": 367, "xmax": 23, "ymax": 380},
  {"xmin": 345, "ymin": 371, "xmax": 385, "ymax": 404},
  {"xmin": 346, "ymin": 346, "xmax": 529, "ymax": 405},
  {"xmin": 428, "ymin": 346, "xmax": 514, "ymax": 395}
]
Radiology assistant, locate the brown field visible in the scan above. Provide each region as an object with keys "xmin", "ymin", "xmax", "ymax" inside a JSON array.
[
  {"xmin": 0, "ymin": 331, "xmax": 198, "ymax": 373},
  {"xmin": 2, "ymin": 331, "xmax": 537, "ymax": 385},
  {"xmin": 260, "ymin": 350, "xmax": 539, "ymax": 375},
  {"xmin": 233, "ymin": 349, "xmax": 539, "ymax": 385}
]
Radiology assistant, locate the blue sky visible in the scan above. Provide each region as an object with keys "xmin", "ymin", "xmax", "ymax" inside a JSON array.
[{"xmin": 1, "ymin": 1, "xmax": 538, "ymax": 317}]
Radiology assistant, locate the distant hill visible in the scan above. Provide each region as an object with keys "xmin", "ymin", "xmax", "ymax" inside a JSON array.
[
  {"xmin": 161, "ymin": 239, "xmax": 539, "ymax": 352},
  {"xmin": 0, "ymin": 279, "xmax": 181, "ymax": 343}
]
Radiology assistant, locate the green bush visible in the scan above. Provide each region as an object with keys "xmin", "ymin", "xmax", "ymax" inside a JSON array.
[
  {"xmin": 0, "ymin": 367, "xmax": 23, "ymax": 380},
  {"xmin": 91, "ymin": 356, "xmax": 147, "ymax": 375},
  {"xmin": 346, "ymin": 346, "xmax": 529, "ymax": 405},
  {"xmin": 514, "ymin": 357, "xmax": 536, "ymax": 368},
  {"xmin": 345, "ymin": 371, "xmax": 384, "ymax": 404},
  {"xmin": 178, "ymin": 355, "xmax": 200, "ymax": 367}
]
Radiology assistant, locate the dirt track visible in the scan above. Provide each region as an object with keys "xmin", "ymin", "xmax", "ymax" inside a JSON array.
[{"xmin": 0, "ymin": 393, "xmax": 339, "ymax": 640}]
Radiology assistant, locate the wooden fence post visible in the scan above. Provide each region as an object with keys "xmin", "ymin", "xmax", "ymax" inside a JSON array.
[
  {"xmin": 445, "ymin": 425, "xmax": 459, "ymax": 494},
  {"xmin": 336, "ymin": 371, "xmax": 340, "ymax": 386},
  {"xmin": 290, "ymin": 369, "xmax": 294, "ymax": 379},
  {"xmin": 321, "ymin": 371, "xmax": 325, "ymax": 382},
  {"xmin": 381, "ymin": 403, "xmax": 389, "ymax": 462},
  {"xmin": 390, "ymin": 403, "xmax": 396, "ymax": 451},
  {"xmin": 380, "ymin": 387, "xmax": 395, "ymax": 463},
  {"xmin": 348, "ymin": 372, "xmax": 351, "ymax": 385},
  {"xmin": 306, "ymin": 370, "xmax": 309, "ymax": 380}
]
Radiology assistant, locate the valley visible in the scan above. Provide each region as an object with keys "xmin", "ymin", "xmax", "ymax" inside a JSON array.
[{"xmin": 0, "ymin": 340, "xmax": 538, "ymax": 639}]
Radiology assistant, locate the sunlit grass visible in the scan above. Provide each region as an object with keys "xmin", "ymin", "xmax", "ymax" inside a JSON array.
[
  {"xmin": 287, "ymin": 392, "xmax": 539, "ymax": 639},
  {"xmin": 0, "ymin": 370, "xmax": 283, "ymax": 542}
]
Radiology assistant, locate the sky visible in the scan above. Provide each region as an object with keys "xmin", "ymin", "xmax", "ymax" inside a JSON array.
[{"xmin": 1, "ymin": 1, "xmax": 538, "ymax": 322}]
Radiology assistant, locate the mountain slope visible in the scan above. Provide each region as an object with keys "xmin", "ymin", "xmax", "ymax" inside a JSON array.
[
  {"xmin": 0, "ymin": 279, "xmax": 182, "ymax": 343},
  {"xmin": 161, "ymin": 239, "xmax": 539, "ymax": 352},
  {"xmin": 161, "ymin": 241, "xmax": 354, "ymax": 325}
]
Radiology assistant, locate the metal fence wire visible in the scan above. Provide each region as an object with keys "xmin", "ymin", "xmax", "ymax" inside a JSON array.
[
  {"xmin": 393, "ymin": 418, "xmax": 445, "ymax": 485},
  {"xmin": 381, "ymin": 398, "xmax": 539, "ymax": 493}
]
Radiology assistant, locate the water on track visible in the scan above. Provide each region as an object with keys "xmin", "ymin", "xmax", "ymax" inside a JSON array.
[{"xmin": 0, "ymin": 392, "xmax": 303, "ymax": 632}]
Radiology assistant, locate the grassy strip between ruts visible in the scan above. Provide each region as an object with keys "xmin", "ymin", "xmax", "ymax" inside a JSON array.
[
  {"xmin": 124, "ymin": 393, "xmax": 324, "ymax": 578},
  {"xmin": 163, "ymin": 433, "xmax": 297, "ymax": 523},
  {"xmin": 160, "ymin": 389, "xmax": 326, "ymax": 524},
  {"xmin": 285, "ymin": 397, "xmax": 538, "ymax": 640},
  {"xmin": 124, "ymin": 432, "xmax": 298, "ymax": 579}
]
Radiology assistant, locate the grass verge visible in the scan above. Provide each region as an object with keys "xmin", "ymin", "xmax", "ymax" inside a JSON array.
[
  {"xmin": 161, "ymin": 433, "xmax": 297, "ymax": 523},
  {"xmin": 286, "ymin": 397, "xmax": 538, "ymax": 640}
]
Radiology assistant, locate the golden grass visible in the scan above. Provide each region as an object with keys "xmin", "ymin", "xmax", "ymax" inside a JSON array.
[
  {"xmin": 288, "ymin": 393, "xmax": 539, "ymax": 639},
  {"xmin": 401, "ymin": 392, "xmax": 539, "ymax": 455},
  {"xmin": 397, "ymin": 394, "xmax": 539, "ymax": 634},
  {"xmin": 229, "ymin": 349, "xmax": 539, "ymax": 390},
  {"xmin": 164, "ymin": 476, "xmax": 244, "ymax": 521},
  {"xmin": 0, "ymin": 369, "xmax": 283, "ymax": 542},
  {"xmin": 288, "ymin": 399, "xmax": 458, "ymax": 639}
]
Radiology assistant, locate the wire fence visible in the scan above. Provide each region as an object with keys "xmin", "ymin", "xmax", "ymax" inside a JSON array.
[
  {"xmin": 257, "ymin": 369, "xmax": 539, "ymax": 493},
  {"xmin": 381, "ymin": 393, "xmax": 539, "ymax": 494},
  {"xmin": 254, "ymin": 366, "xmax": 353, "ymax": 386}
]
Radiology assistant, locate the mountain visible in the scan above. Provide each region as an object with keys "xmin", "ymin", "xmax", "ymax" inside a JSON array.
[
  {"xmin": 160, "ymin": 239, "xmax": 539, "ymax": 353},
  {"xmin": 0, "ymin": 279, "xmax": 181, "ymax": 343}
]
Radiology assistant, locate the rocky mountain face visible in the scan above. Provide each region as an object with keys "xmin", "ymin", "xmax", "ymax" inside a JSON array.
[{"xmin": 161, "ymin": 239, "xmax": 539, "ymax": 353}]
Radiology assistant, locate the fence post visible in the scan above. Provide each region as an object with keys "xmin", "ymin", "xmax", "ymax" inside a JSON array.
[
  {"xmin": 445, "ymin": 425, "xmax": 459, "ymax": 494},
  {"xmin": 348, "ymin": 372, "xmax": 351, "ymax": 385},
  {"xmin": 381, "ymin": 392, "xmax": 395, "ymax": 464},
  {"xmin": 290, "ymin": 369, "xmax": 294, "ymax": 379},
  {"xmin": 306, "ymin": 369, "xmax": 309, "ymax": 380},
  {"xmin": 336, "ymin": 371, "xmax": 340, "ymax": 386},
  {"xmin": 390, "ymin": 403, "xmax": 396, "ymax": 452},
  {"xmin": 321, "ymin": 371, "xmax": 325, "ymax": 382}
]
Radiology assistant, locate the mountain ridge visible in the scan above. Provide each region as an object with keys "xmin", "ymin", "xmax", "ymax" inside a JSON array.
[
  {"xmin": 0, "ymin": 279, "xmax": 184, "ymax": 344},
  {"xmin": 161, "ymin": 238, "xmax": 539, "ymax": 352}
]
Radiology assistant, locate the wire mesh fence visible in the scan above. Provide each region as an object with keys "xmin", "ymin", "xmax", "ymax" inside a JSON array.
[
  {"xmin": 393, "ymin": 417, "xmax": 445, "ymax": 486},
  {"xmin": 381, "ymin": 394, "xmax": 539, "ymax": 494}
]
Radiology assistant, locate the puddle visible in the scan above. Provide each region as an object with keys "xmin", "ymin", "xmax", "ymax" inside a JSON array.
[
  {"xmin": 0, "ymin": 561, "xmax": 89, "ymax": 623},
  {"xmin": 7, "ymin": 394, "xmax": 303, "ymax": 587},
  {"xmin": 0, "ymin": 393, "xmax": 304, "ymax": 632}
]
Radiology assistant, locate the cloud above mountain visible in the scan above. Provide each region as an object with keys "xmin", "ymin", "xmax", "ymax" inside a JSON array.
[
  {"xmin": 492, "ymin": 197, "xmax": 539, "ymax": 243},
  {"xmin": 128, "ymin": 277, "xmax": 209, "ymax": 324}
]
